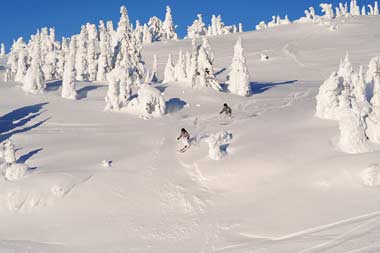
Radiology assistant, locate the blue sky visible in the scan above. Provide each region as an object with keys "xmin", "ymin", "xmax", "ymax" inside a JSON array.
[{"xmin": 0, "ymin": 0, "xmax": 374, "ymax": 50}]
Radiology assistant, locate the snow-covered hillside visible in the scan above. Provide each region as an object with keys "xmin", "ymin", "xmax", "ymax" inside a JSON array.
[{"xmin": 1, "ymin": 14, "xmax": 380, "ymax": 253}]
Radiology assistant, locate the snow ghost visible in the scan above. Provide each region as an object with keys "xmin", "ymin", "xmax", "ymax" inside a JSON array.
[{"xmin": 127, "ymin": 84, "xmax": 166, "ymax": 118}]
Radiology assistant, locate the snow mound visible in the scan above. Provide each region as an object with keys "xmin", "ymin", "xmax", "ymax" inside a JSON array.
[
  {"xmin": 205, "ymin": 131, "xmax": 233, "ymax": 160},
  {"xmin": 126, "ymin": 84, "xmax": 166, "ymax": 118},
  {"xmin": 4, "ymin": 163, "xmax": 29, "ymax": 181},
  {"xmin": 360, "ymin": 164, "xmax": 380, "ymax": 187}
]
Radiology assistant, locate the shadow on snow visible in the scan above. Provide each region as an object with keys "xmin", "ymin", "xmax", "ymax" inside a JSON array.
[
  {"xmin": 0, "ymin": 103, "xmax": 50, "ymax": 143},
  {"xmin": 77, "ymin": 84, "xmax": 105, "ymax": 99},
  {"xmin": 166, "ymin": 98, "xmax": 187, "ymax": 114},
  {"xmin": 251, "ymin": 80, "xmax": 298, "ymax": 94}
]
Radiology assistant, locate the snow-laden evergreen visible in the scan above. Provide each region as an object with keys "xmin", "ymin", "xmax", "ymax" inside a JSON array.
[
  {"xmin": 187, "ymin": 14, "xmax": 207, "ymax": 39},
  {"xmin": 0, "ymin": 43, "xmax": 5, "ymax": 57},
  {"xmin": 162, "ymin": 6, "xmax": 178, "ymax": 40},
  {"xmin": 61, "ymin": 37, "xmax": 78, "ymax": 100},
  {"xmin": 105, "ymin": 69, "xmax": 122, "ymax": 111},
  {"xmin": 338, "ymin": 108, "xmax": 371, "ymax": 153},
  {"xmin": 164, "ymin": 54, "xmax": 175, "ymax": 83},
  {"xmin": 14, "ymin": 47, "xmax": 28, "ymax": 83},
  {"xmin": 97, "ymin": 21, "xmax": 111, "ymax": 82},
  {"xmin": 226, "ymin": 38, "xmax": 251, "ymax": 96},
  {"xmin": 174, "ymin": 50, "xmax": 187, "ymax": 81},
  {"xmin": 150, "ymin": 54, "xmax": 159, "ymax": 83},
  {"xmin": 257, "ymin": 15, "xmax": 291, "ymax": 30},
  {"xmin": 75, "ymin": 25, "xmax": 89, "ymax": 81},
  {"xmin": 22, "ymin": 34, "xmax": 45, "ymax": 94},
  {"xmin": 86, "ymin": 23, "xmax": 98, "ymax": 81},
  {"xmin": 316, "ymin": 72, "xmax": 343, "ymax": 119}
]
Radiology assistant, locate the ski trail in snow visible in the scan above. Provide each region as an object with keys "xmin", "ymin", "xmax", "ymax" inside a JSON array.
[
  {"xmin": 241, "ymin": 209, "xmax": 380, "ymax": 241},
  {"xmin": 215, "ymin": 210, "xmax": 380, "ymax": 252}
]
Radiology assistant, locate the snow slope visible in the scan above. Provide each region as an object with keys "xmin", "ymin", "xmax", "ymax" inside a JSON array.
[{"xmin": 1, "ymin": 16, "xmax": 380, "ymax": 252}]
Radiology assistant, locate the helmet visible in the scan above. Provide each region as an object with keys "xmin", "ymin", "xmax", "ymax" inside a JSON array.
[{"xmin": 224, "ymin": 103, "xmax": 228, "ymax": 107}]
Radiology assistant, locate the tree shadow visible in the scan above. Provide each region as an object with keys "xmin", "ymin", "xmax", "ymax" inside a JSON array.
[
  {"xmin": 46, "ymin": 80, "xmax": 62, "ymax": 91},
  {"xmin": 0, "ymin": 103, "xmax": 49, "ymax": 142},
  {"xmin": 166, "ymin": 98, "xmax": 187, "ymax": 114},
  {"xmin": 77, "ymin": 85, "xmax": 105, "ymax": 99},
  {"xmin": 17, "ymin": 148, "xmax": 43, "ymax": 163},
  {"xmin": 155, "ymin": 84, "xmax": 168, "ymax": 93},
  {"xmin": 251, "ymin": 80, "xmax": 298, "ymax": 94},
  {"xmin": 215, "ymin": 68, "xmax": 227, "ymax": 76}
]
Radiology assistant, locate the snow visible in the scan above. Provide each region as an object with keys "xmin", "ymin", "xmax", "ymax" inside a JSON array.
[{"xmin": 2, "ymin": 11, "xmax": 380, "ymax": 253}]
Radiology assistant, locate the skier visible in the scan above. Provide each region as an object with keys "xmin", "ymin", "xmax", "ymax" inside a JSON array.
[
  {"xmin": 220, "ymin": 103, "xmax": 232, "ymax": 117},
  {"xmin": 177, "ymin": 128, "xmax": 191, "ymax": 152}
]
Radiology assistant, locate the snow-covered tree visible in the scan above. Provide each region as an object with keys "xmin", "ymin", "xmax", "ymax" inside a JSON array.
[
  {"xmin": 22, "ymin": 35, "xmax": 45, "ymax": 94},
  {"xmin": 86, "ymin": 23, "xmax": 98, "ymax": 81},
  {"xmin": 375, "ymin": 1, "xmax": 379, "ymax": 15},
  {"xmin": 150, "ymin": 54, "xmax": 159, "ymax": 83},
  {"xmin": 61, "ymin": 37, "xmax": 78, "ymax": 100},
  {"xmin": 113, "ymin": 5, "xmax": 144, "ymax": 86},
  {"xmin": 175, "ymin": 50, "xmax": 187, "ymax": 81},
  {"xmin": 75, "ymin": 26, "xmax": 89, "ymax": 81},
  {"xmin": 370, "ymin": 62, "xmax": 380, "ymax": 107},
  {"xmin": 316, "ymin": 72, "xmax": 343, "ymax": 119},
  {"xmin": 142, "ymin": 24, "xmax": 153, "ymax": 44},
  {"xmin": 148, "ymin": 16, "xmax": 163, "ymax": 42},
  {"xmin": 320, "ymin": 3, "xmax": 335, "ymax": 19},
  {"xmin": 14, "ymin": 48, "xmax": 28, "ymax": 83},
  {"xmin": 105, "ymin": 70, "xmax": 121, "ymax": 111},
  {"xmin": 57, "ymin": 37, "xmax": 69, "ymax": 78},
  {"xmin": 338, "ymin": 109, "xmax": 371, "ymax": 154},
  {"xmin": 187, "ymin": 14, "xmax": 207, "ymax": 39},
  {"xmin": 162, "ymin": 6, "xmax": 178, "ymax": 40},
  {"xmin": 0, "ymin": 43, "xmax": 5, "ymax": 57},
  {"xmin": 97, "ymin": 21, "xmax": 109, "ymax": 81},
  {"xmin": 164, "ymin": 54, "xmax": 175, "ymax": 83},
  {"xmin": 352, "ymin": 66, "xmax": 368, "ymax": 104},
  {"xmin": 8, "ymin": 38, "xmax": 27, "ymax": 75},
  {"xmin": 226, "ymin": 38, "xmax": 251, "ymax": 96}
]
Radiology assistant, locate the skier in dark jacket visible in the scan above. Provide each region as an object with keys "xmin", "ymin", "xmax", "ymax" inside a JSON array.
[
  {"xmin": 177, "ymin": 128, "xmax": 191, "ymax": 152},
  {"xmin": 220, "ymin": 103, "xmax": 232, "ymax": 117}
]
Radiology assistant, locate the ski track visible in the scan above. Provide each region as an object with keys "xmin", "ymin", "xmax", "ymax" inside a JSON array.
[{"xmin": 214, "ymin": 210, "xmax": 380, "ymax": 253}]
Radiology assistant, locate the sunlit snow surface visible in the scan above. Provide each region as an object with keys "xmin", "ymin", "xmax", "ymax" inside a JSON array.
[{"xmin": 1, "ymin": 16, "xmax": 380, "ymax": 253}]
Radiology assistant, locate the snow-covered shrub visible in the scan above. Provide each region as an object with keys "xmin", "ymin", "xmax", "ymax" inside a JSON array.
[
  {"xmin": 205, "ymin": 131, "xmax": 233, "ymax": 160},
  {"xmin": 0, "ymin": 140, "xmax": 29, "ymax": 181},
  {"xmin": 4, "ymin": 163, "xmax": 29, "ymax": 181},
  {"xmin": 0, "ymin": 140, "xmax": 16, "ymax": 164},
  {"xmin": 127, "ymin": 84, "xmax": 166, "ymax": 118},
  {"xmin": 338, "ymin": 109, "xmax": 371, "ymax": 154},
  {"xmin": 360, "ymin": 164, "xmax": 380, "ymax": 187},
  {"xmin": 257, "ymin": 15, "xmax": 291, "ymax": 30},
  {"xmin": 226, "ymin": 38, "xmax": 251, "ymax": 96}
]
